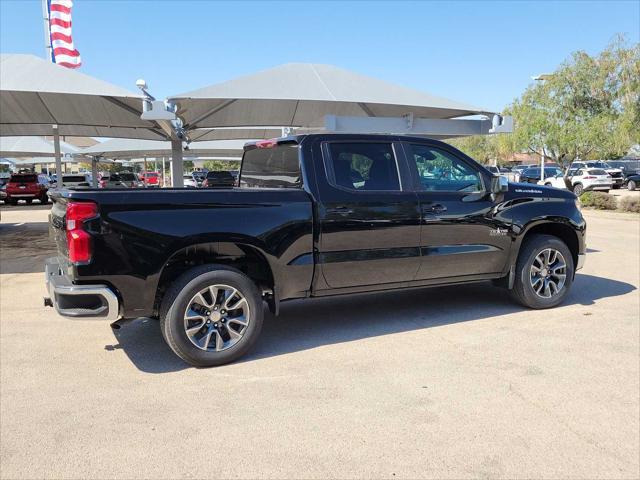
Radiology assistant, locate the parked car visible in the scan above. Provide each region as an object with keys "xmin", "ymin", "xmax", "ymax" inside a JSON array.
[
  {"xmin": 138, "ymin": 171, "xmax": 161, "ymax": 187},
  {"xmin": 191, "ymin": 171, "xmax": 207, "ymax": 187},
  {"xmin": 512, "ymin": 164, "xmax": 538, "ymax": 182},
  {"xmin": 98, "ymin": 173, "xmax": 131, "ymax": 189},
  {"xmin": 61, "ymin": 174, "xmax": 91, "ymax": 188},
  {"xmin": 183, "ymin": 175, "xmax": 198, "ymax": 188},
  {"xmin": 546, "ymin": 168, "xmax": 612, "ymax": 195},
  {"xmin": 607, "ymin": 160, "xmax": 640, "ymax": 183},
  {"xmin": 203, "ymin": 170, "xmax": 236, "ymax": 188},
  {"xmin": 5, "ymin": 173, "xmax": 50, "ymax": 204},
  {"xmin": 624, "ymin": 173, "xmax": 640, "ymax": 191},
  {"xmin": 518, "ymin": 167, "xmax": 564, "ymax": 184},
  {"xmin": 583, "ymin": 161, "xmax": 624, "ymax": 189},
  {"xmin": 0, "ymin": 183, "xmax": 7, "ymax": 203},
  {"xmin": 45, "ymin": 134, "xmax": 586, "ymax": 367},
  {"xmin": 115, "ymin": 172, "xmax": 142, "ymax": 188}
]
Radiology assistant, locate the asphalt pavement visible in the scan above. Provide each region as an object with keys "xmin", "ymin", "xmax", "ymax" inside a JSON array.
[{"xmin": 1, "ymin": 205, "xmax": 638, "ymax": 479}]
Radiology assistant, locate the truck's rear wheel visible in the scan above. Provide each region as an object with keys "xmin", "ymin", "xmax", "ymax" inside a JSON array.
[
  {"xmin": 160, "ymin": 265, "xmax": 263, "ymax": 367},
  {"xmin": 510, "ymin": 234, "xmax": 574, "ymax": 309}
]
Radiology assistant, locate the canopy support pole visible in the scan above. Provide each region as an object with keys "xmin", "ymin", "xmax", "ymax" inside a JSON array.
[
  {"xmin": 162, "ymin": 157, "xmax": 166, "ymax": 187},
  {"xmin": 171, "ymin": 139, "xmax": 184, "ymax": 187},
  {"xmin": 52, "ymin": 124, "xmax": 62, "ymax": 188},
  {"xmin": 91, "ymin": 157, "xmax": 98, "ymax": 187},
  {"xmin": 143, "ymin": 157, "xmax": 148, "ymax": 188}
]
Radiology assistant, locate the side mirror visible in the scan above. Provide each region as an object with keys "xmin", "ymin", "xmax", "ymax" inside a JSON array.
[{"xmin": 491, "ymin": 175, "xmax": 509, "ymax": 193}]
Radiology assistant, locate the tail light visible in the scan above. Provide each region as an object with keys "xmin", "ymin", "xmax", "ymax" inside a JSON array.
[
  {"xmin": 66, "ymin": 201, "xmax": 98, "ymax": 264},
  {"xmin": 256, "ymin": 139, "xmax": 278, "ymax": 149}
]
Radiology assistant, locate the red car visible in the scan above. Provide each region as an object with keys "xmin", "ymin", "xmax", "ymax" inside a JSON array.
[
  {"xmin": 138, "ymin": 171, "xmax": 161, "ymax": 187},
  {"xmin": 5, "ymin": 173, "xmax": 50, "ymax": 205}
]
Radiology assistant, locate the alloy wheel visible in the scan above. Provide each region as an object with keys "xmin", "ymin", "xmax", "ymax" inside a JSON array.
[
  {"xmin": 183, "ymin": 284, "xmax": 250, "ymax": 351},
  {"xmin": 529, "ymin": 248, "xmax": 567, "ymax": 298}
]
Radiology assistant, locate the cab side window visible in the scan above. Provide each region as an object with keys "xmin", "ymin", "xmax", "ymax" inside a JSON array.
[
  {"xmin": 326, "ymin": 142, "xmax": 400, "ymax": 191},
  {"xmin": 408, "ymin": 144, "xmax": 482, "ymax": 192}
]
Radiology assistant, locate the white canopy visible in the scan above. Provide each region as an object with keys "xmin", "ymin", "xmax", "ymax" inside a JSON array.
[
  {"xmin": 81, "ymin": 138, "xmax": 249, "ymax": 160},
  {"xmin": 169, "ymin": 63, "xmax": 488, "ymax": 130},
  {"xmin": 0, "ymin": 136, "xmax": 78, "ymax": 157},
  {"xmin": 0, "ymin": 54, "xmax": 166, "ymax": 140},
  {"xmin": 188, "ymin": 127, "xmax": 284, "ymax": 141}
]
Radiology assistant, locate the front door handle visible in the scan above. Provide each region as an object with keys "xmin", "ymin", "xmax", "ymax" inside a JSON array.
[
  {"xmin": 424, "ymin": 204, "xmax": 447, "ymax": 214},
  {"xmin": 326, "ymin": 206, "xmax": 354, "ymax": 216}
]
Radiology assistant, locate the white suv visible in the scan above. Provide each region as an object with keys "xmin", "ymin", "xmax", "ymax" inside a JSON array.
[
  {"xmin": 543, "ymin": 168, "xmax": 612, "ymax": 195},
  {"xmin": 572, "ymin": 161, "xmax": 624, "ymax": 189}
]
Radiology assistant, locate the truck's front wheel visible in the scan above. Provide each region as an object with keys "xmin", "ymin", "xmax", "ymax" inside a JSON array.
[
  {"xmin": 160, "ymin": 265, "xmax": 263, "ymax": 367},
  {"xmin": 510, "ymin": 234, "xmax": 574, "ymax": 309}
]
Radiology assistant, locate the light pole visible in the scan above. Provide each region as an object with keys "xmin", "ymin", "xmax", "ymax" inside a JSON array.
[{"xmin": 532, "ymin": 73, "xmax": 554, "ymax": 183}]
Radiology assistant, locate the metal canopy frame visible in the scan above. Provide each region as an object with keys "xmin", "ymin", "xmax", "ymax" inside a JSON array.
[{"xmin": 299, "ymin": 114, "xmax": 513, "ymax": 137}]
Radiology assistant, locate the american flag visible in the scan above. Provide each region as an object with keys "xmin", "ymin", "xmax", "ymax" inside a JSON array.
[{"xmin": 48, "ymin": 0, "xmax": 82, "ymax": 68}]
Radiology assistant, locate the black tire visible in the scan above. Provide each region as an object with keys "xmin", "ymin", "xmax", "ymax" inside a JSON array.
[
  {"xmin": 573, "ymin": 183, "xmax": 584, "ymax": 196},
  {"xmin": 510, "ymin": 234, "xmax": 574, "ymax": 309},
  {"xmin": 613, "ymin": 185, "xmax": 621, "ymax": 190},
  {"xmin": 9, "ymin": 199, "xmax": 18, "ymax": 205},
  {"xmin": 628, "ymin": 180, "xmax": 637, "ymax": 191},
  {"xmin": 544, "ymin": 182, "xmax": 552, "ymax": 186},
  {"xmin": 602, "ymin": 189, "xmax": 610, "ymax": 194},
  {"xmin": 160, "ymin": 264, "xmax": 263, "ymax": 367},
  {"xmin": 40, "ymin": 195, "xmax": 49, "ymax": 204},
  {"xmin": 25, "ymin": 199, "xmax": 32, "ymax": 205}
]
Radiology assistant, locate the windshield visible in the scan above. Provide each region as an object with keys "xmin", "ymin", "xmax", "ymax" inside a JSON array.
[
  {"xmin": 144, "ymin": 172, "xmax": 159, "ymax": 178},
  {"xmin": 117, "ymin": 173, "xmax": 136, "ymax": 181},
  {"xmin": 589, "ymin": 162, "xmax": 611, "ymax": 169},
  {"xmin": 240, "ymin": 144, "xmax": 301, "ymax": 188}
]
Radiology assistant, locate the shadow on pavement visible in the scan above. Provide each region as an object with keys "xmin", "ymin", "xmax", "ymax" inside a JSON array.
[
  {"xmin": 110, "ymin": 273, "xmax": 635, "ymax": 373},
  {"xmin": 0, "ymin": 222, "xmax": 54, "ymax": 274}
]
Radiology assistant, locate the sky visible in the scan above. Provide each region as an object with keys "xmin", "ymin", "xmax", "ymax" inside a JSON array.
[{"xmin": 0, "ymin": 0, "xmax": 638, "ymax": 113}]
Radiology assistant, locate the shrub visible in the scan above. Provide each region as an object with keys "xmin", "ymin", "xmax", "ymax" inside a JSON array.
[
  {"xmin": 619, "ymin": 196, "xmax": 640, "ymax": 213},
  {"xmin": 579, "ymin": 191, "xmax": 617, "ymax": 210}
]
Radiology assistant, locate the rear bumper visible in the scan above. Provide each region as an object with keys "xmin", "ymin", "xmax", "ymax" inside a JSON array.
[
  {"xmin": 8, "ymin": 193, "xmax": 38, "ymax": 198},
  {"xmin": 585, "ymin": 184, "xmax": 612, "ymax": 191},
  {"xmin": 45, "ymin": 257, "xmax": 120, "ymax": 321}
]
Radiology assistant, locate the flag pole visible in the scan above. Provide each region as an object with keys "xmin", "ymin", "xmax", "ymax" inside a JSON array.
[{"xmin": 41, "ymin": 0, "xmax": 52, "ymax": 62}]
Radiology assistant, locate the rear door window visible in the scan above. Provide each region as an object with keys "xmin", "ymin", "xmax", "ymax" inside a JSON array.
[{"xmin": 325, "ymin": 142, "xmax": 400, "ymax": 191}]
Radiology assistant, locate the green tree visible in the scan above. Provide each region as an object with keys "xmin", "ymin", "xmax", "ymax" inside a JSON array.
[
  {"xmin": 203, "ymin": 160, "xmax": 240, "ymax": 171},
  {"xmin": 510, "ymin": 35, "xmax": 639, "ymax": 167}
]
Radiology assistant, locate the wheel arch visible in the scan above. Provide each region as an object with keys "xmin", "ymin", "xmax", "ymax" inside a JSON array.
[
  {"xmin": 517, "ymin": 221, "xmax": 580, "ymax": 272},
  {"xmin": 154, "ymin": 241, "xmax": 277, "ymax": 316}
]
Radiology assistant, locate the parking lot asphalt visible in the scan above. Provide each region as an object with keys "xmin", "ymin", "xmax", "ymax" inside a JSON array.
[{"xmin": 1, "ymin": 205, "xmax": 639, "ymax": 479}]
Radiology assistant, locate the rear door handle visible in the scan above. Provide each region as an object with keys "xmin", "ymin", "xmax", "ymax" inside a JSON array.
[{"xmin": 326, "ymin": 206, "xmax": 354, "ymax": 216}]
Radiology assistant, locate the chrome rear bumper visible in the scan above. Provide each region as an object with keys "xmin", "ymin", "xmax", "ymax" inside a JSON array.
[{"xmin": 45, "ymin": 257, "xmax": 120, "ymax": 321}]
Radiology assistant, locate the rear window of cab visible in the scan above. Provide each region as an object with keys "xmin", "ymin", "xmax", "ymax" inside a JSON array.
[
  {"xmin": 9, "ymin": 174, "xmax": 37, "ymax": 183},
  {"xmin": 240, "ymin": 144, "xmax": 301, "ymax": 188}
]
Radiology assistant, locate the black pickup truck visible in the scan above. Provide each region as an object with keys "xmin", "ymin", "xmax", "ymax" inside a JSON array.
[{"xmin": 46, "ymin": 134, "xmax": 586, "ymax": 366}]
